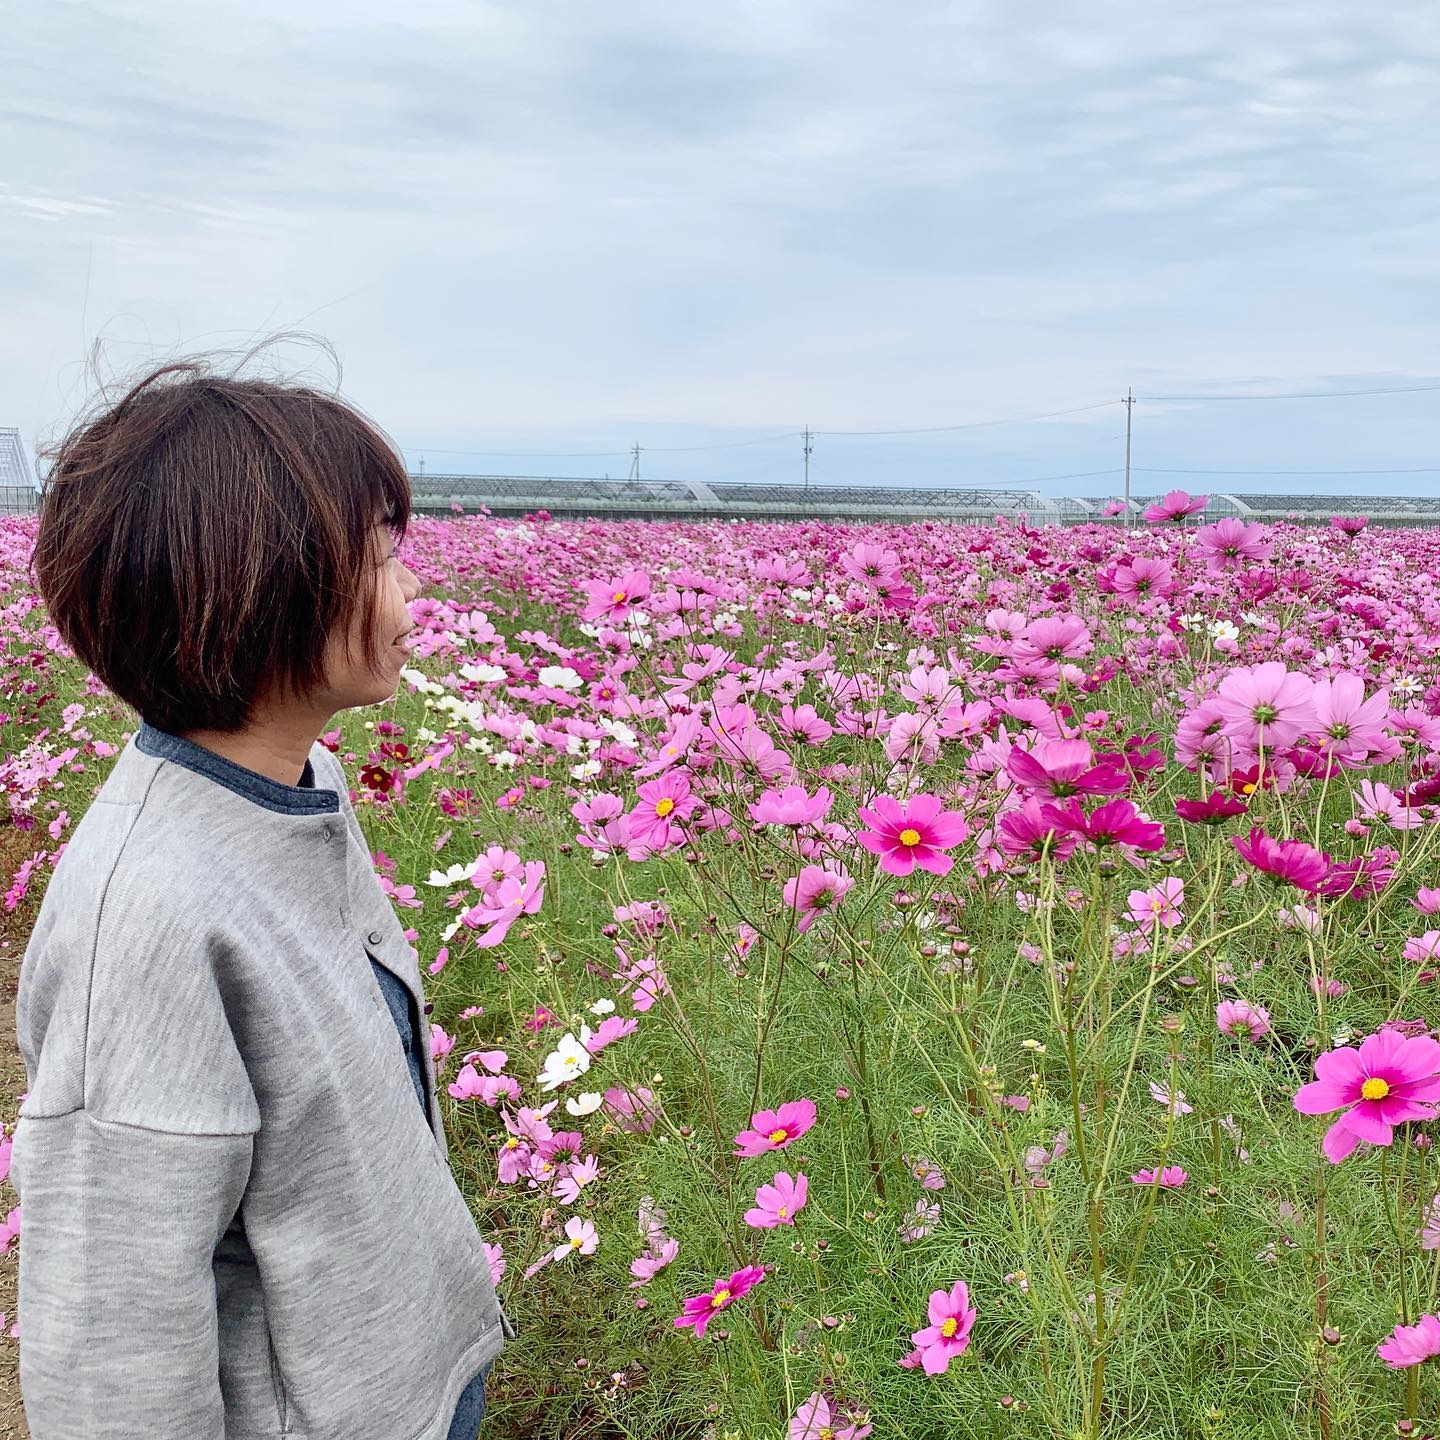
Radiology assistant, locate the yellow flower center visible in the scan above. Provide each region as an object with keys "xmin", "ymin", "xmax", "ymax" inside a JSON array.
[
  {"xmin": 570, "ymin": 1235, "xmax": 584, "ymax": 1249},
  {"xmin": 941, "ymin": 1317, "xmax": 959, "ymax": 1338},
  {"xmin": 504, "ymin": 1137, "xmax": 520, "ymax": 1150},
  {"xmin": 710, "ymin": 1288, "xmax": 731, "ymax": 1309},
  {"xmin": 612, "ymin": 591, "xmax": 627, "ymax": 603},
  {"xmin": 1241, "ymin": 782, "xmax": 1257, "ymax": 795},
  {"xmin": 1361, "ymin": 1077, "xmax": 1390, "ymax": 1101},
  {"xmin": 655, "ymin": 797, "xmax": 676, "ymax": 817},
  {"xmin": 777, "ymin": 1205, "xmax": 789, "ymax": 1219},
  {"xmin": 819, "ymin": 1430, "xmax": 836, "ymax": 1440},
  {"xmin": 768, "ymin": 1127, "xmax": 789, "ymax": 1143},
  {"xmin": 898, "ymin": 827, "xmax": 922, "ymax": 847}
]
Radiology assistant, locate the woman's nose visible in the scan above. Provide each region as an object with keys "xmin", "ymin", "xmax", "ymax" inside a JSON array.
[{"xmin": 401, "ymin": 563, "xmax": 422, "ymax": 601}]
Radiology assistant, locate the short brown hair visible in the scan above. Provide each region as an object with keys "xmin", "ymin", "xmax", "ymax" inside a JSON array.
[{"xmin": 33, "ymin": 357, "xmax": 411, "ymax": 733}]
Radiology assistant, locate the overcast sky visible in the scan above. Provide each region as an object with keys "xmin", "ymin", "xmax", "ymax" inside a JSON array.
[{"xmin": 6, "ymin": 0, "xmax": 1440, "ymax": 497}]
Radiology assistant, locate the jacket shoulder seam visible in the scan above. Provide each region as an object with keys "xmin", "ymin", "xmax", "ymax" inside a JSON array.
[{"xmin": 81, "ymin": 763, "xmax": 165, "ymax": 1112}]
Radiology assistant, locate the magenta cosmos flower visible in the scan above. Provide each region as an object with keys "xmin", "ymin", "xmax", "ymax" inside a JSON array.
[
  {"xmin": 910, "ymin": 1280, "xmax": 977, "ymax": 1375},
  {"xmin": 855, "ymin": 793, "xmax": 968, "ymax": 877},
  {"xmin": 673, "ymin": 1264, "xmax": 766, "ymax": 1339},
  {"xmin": 1006, "ymin": 737, "xmax": 1128, "ymax": 798},
  {"xmin": 1377, "ymin": 1313, "xmax": 1440, "ymax": 1369},
  {"xmin": 1214, "ymin": 663, "xmax": 1316, "ymax": 749},
  {"xmin": 1232, "ymin": 827, "xmax": 1329, "ymax": 891},
  {"xmin": 734, "ymin": 1098, "xmax": 817, "ymax": 1157},
  {"xmin": 1294, "ymin": 1029, "xmax": 1440, "ymax": 1163}
]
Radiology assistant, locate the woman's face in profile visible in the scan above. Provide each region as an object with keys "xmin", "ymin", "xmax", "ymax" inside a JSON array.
[{"xmin": 319, "ymin": 521, "xmax": 422, "ymax": 713}]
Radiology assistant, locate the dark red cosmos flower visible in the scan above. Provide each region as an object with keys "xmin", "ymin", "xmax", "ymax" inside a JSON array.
[
  {"xmin": 1227, "ymin": 765, "xmax": 1278, "ymax": 799},
  {"xmin": 360, "ymin": 763, "xmax": 396, "ymax": 793},
  {"xmin": 1174, "ymin": 791, "xmax": 1248, "ymax": 825}
]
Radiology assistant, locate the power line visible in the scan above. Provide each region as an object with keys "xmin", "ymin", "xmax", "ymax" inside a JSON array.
[
  {"xmin": 1141, "ymin": 382, "xmax": 1440, "ymax": 401},
  {"xmin": 400, "ymin": 445, "xmax": 631, "ymax": 458},
  {"xmin": 645, "ymin": 430, "xmax": 801, "ymax": 452},
  {"xmin": 1137, "ymin": 464, "xmax": 1440, "ymax": 476},
  {"xmin": 813, "ymin": 399, "xmax": 1117, "ymax": 437}
]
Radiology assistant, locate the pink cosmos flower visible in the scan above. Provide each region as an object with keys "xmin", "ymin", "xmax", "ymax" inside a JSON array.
[
  {"xmin": 1194, "ymin": 518, "xmax": 1272, "ymax": 575},
  {"xmin": 550, "ymin": 1215, "xmax": 599, "ymax": 1263},
  {"xmin": 1404, "ymin": 932, "xmax": 1440, "ymax": 964},
  {"xmin": 1415, "ymin": 888, "xmax": 1440, "ymax": 916},
  {"xmin": 1311, "ymin": 674, "xmax": 1390, "ymax": 762},
  {"xmin": 1111, "ymin": 555, "xmax": 1174, "ymax": 599},
  {"xmin": 855, "ymin": 793, "xmax": 969, "ymax": 877},
  {"xmin": 1293, "ymin": 1028, "xmax": 1440, "ymax": 1163},
  {"xmin": 883, "ymin": 711, "xmax": 943, "ymax": 767},
  {"xmin": 1127, "ymin": 878, "xmax": 1184, "ymax": 930},
  {"xmin": 464, "ymin": 861, "xmax": 546, "ymax": 949},
  {"xmin": 744, "ymin": 1171, "xmax": 809, "ymax": 1228},
  {"xmin": 1143, "ymin": 489, "xmax": 1208, "ymax": 523},
  {"xmin": 789, "ymin": 1393, "xmax": 873, "ymax": 1440},
  {"xmin": 629, "ymin": 1237, "xmax": 680, "ymax": 1288},
  {"xmin": 580, "ymin": 571, "xmax": 651, "ymax": 623},
  {"xmin": 1216, "ymin": 999, "xmax": 1271, "ymax": 1041},
  {"xmin": 674, "ymin": 1265, "xmax": 766, "ymax": 1339},
  {"xmin": 1130, "ymin": 1166, "xmax": 1187, "ymax": 1188},
  {"xmin": 1012, "ymin": 614, "xmax": 1093, "ymax": 666},
  {"xmin": 910, "ymin": 1280, "xmax": 977, "ymax": 1375},
  {"xmin": 1377, "ymin": 1314, "xmax": 1440, "ymax": 1369},
  {"xmin": 734, "ymin": 1098, "xmax": 817, "ymax": 1157},
  {"xmin": 627, "ymin": 771, "xmax": 698, "ymax": 850},
  {"xmin": 750, "ymin": 784, "xmax": 833, "ymax": 827},
  {"xmin": 783, "ymin": 863, "xmax": 854, "ymax": 932},
  {"xmin": 776, "ymin": 704, "xmax": 834, "ymax": 746},
  {"xmin": 483, "ymin": 1240, "xmax": 506, "ymax": 1290},
  {"xmin": 1215, "ymin": 664, "xmax": 1316, "ymax": 749}
]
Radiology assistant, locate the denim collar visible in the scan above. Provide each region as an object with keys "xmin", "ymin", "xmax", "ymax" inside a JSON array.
[{"xmin": 136, "ymin": 722, "xmax": 339, "ymax": 816}]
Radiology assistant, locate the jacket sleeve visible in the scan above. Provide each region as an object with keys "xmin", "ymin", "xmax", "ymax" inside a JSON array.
[{"xmin": 14, "ymin": 1110, "xmax": 253, "ymax": 1439}]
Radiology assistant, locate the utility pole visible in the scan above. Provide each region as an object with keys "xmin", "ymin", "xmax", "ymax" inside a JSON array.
[
  {"xmin": 1122, "ymin": 388, "xmax": 1135, "ymax": 526},
  {"xmin": 418, "ymin": 455, "xmax": 426, "ymax": 476},
  {"xmin": 628, "ymin": 443, "xmax": 642, "ymax": 481},
  {"xmin": 802, "ymin": 426, "xmax": 813, "ymax": 491}
]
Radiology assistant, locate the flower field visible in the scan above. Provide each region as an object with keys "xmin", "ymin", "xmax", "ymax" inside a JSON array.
[{"xmin": 6, "ymin": 498, "xmax": 1440, "ymax": 1438}]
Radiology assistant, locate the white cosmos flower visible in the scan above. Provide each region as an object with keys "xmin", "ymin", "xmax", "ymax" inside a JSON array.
[
  {"xmin": 571, "ymin": 760, "xmax": 602, "ymax": 781},
  {"xmin": 564, "ymin": 1092, "xmax": 604, "ymax": 1117},
  {"xmin": 537, "ymin": 1032, "xmax": 592, "ymax": 1091},
  {"xmin": 426, "ymin": 860, "xmax": 479, "ymax": 888},
  {"xmin": 460, "ymin": 663, "xmax": 507, "ymax": 684},
  {"xmin": 588, "ymin": 998, "xmax": 616, "ymax": 1015},
  {"xmin": 537, "ymin": 665, "xmax": 583, "ymax": 691}
]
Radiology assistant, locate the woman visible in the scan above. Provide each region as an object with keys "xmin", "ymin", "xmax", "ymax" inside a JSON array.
[{"xmin": 14, "ymin": 359, "xmax": 514, "ymax": 1438}]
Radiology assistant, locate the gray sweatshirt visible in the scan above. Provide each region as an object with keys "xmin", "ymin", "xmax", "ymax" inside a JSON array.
[{"xmin": 13, "ymin": 731, "xmax": 512, "ymax": 1438}]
